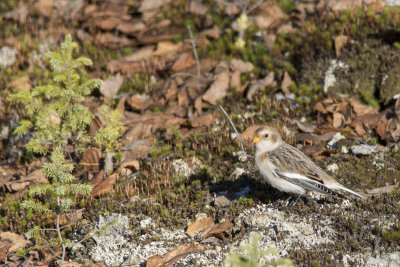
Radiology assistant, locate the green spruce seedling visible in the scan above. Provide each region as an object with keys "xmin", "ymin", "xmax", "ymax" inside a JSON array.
[
  {"xmin": 93, "ymin": 105, "xmax": 124, "ymax": 175},
  {"xmin": 22, "ymin": 146, "xmax": 93, "ymax": 266},
  {"xmin": 7, "ymin": 34, "xmax": 102, "ymax": 155}
]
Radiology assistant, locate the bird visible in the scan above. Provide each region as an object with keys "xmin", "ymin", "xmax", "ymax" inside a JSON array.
[{"xmin": 252, "ymin": 126, "xmax": 364, "ymax": 199}]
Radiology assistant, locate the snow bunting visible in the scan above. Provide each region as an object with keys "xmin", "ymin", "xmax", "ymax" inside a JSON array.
[{"xmin": 253, "ymin": 126, "xmax": 364, "ymax": 198}]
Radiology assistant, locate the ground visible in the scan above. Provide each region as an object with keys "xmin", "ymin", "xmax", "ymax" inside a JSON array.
[{"xmin": 0, "ymin": 0, "xmax": 400, "ymax": 266}]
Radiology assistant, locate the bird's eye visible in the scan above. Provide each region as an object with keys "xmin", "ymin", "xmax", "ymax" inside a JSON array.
[{"xmin": 264, "ymin": 134, "xmax": 269, "ymax": 138}]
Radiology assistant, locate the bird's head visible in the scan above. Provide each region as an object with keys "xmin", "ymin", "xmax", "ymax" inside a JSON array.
[{"xmin": 253, "ymin": 126, "xmax": 283, "ymax": 154}]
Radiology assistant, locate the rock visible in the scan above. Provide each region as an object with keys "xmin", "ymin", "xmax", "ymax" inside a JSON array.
[
  {"xmin": 0, "ymin": 46, "xmax": 17, "ymax": 67},
  {"xmin": 351, "ymin": 144, "xmax": 377, "ymax": 155},
  {"xmin": 231, "ymin": 167, "xmax": 248, "ymax": 180},
  {"xmin": 140, "ymin": 217, "xmax": 156, "ymax": 229},
  {"xmin": 214, "ymin": 195, "xmax": 231, "ymax": 207},
  {"xmin": 323, "ymin": 60, "xmax": 348, "ymax": 94},
  {"xmin": 233, "ymin": 151, "xmax": 248, "ymax": 162},
  {"xmin": 326, "ymin": 163, "xmax": 339, "ymax": 173},
  {"xmin": 100, "ymin": 74, "xmax": 123, "ymax": 100},
  {"xmin": 327, "ymin": 132, "xmax": 345, "ymax": 147},
  {"xmin": 230, "ymin": 59, "xmax": 254, "ymax": 73}
]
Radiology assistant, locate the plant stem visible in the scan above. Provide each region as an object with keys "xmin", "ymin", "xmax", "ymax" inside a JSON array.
[{"xmin": 57, "ymin": 196, "xmax": 65, "ymax": 267}]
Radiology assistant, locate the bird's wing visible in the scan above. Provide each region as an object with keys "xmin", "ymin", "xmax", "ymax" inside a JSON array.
[{"xmin": 268, "ymin": 144, "xmax": 344, "ymax": 197}]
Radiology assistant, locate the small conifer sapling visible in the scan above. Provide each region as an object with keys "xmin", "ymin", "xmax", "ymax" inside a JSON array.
[
  {"xmin": 22, "ymin": 146, "xmax": 93, "ymax": 266},
  {"xmin": 7, "ymin": 34, "xmax": 102, "ymax": 155}
]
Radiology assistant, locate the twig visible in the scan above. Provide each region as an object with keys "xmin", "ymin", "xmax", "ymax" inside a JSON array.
[
  {"xmin": 187, "ymin": 25, "xmax": 201, "ymax": 92},
  {"xmin": 218, "ymin": 105, "xmax": 245, "ymax": 154}
]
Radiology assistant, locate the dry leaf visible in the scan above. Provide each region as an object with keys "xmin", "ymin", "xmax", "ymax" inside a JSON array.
[
  {"xmin": 334, "ymin": 35, "xmax": 348, "ymax": 58},
  {"xmin": 122, "ymin": 46, "xmax": 154, "ymax": 61},
  {"xmin": 247, "ymin": 72, "xmax": 276, "ymax": 100},
  {"xmin": 202, "ymin": 72, "xmax": 230, "ymax": 105},
  {"xmin": 230, "ymin": 70, "xmax": 241, "ymax": 92},
  {"xmin": 3, "ymin": 6, "xmax": 29, "ymax": 23},
  {"xmin": 281, "ymin": 71, "xmax": 292, "ymax": 95},
  {"xmin": 0, "ymin": 239, "xmax": 11, "ymax": 262},
  {"xmin": 200, "ymin": 25, "xmax": 220, "ymax": 39},
  {"xmin": 0, "ymin": 232, "xmax": 30, "ymax": 253},
  {"xmin": 349, "ymin": 97, "xmax": 378, "ymax": 116},
  {"xmin": 116, "ymin": 20, "xmax": 146, "ymax": 34},
  {"xmin": 139, "ymin": 0, "xmax": 171, "ymax": 13},
  {"xmin": 186, "ymin": 217, "xmax": 215, "ymax": 238},
  {"xmin": 91, "ymin": 173, "xmax": 118, "ymax": 197},
  {"xmin": 94, "ymin": 32, "xmax": 135, "ymax": 48},
  {"xmin": 100, "ymin": 74, "xmax": 124, "ymax": 100},
  {"xmin": 171, "ymin": 52, "xmax": 195, "ymax": 72},
  {"xmin": 184, "ymin": 113, "xmax": 214, "ymax": 128},
  {"xmin": 295, "ymin": 133, "xmax": 319, "ymax": 145},
  {"xmin": 7, "ymin": 76, "xmax": 31, "ymax": 91},
  {"xmin": 121, "ymin": 160, "xmax": 140, "ymax": 171},
  {"xmin": 254, "ymin": 4, "xmax": 285, "ymax": 29},
  {"xmin": 33, "ymin": 0, "xmax": 53, "ymax": 16},
  {"xmin": 94, "ymin": 17, "xmax": 121, "ymax": 30},
  {"xmin": 127, "ymin": 95, "xmax": 152, "ymax": 111},
  {"xmin": 80, "ymin": 148, "xmax": 102, "ymax": 172},
  {"xmin": 121, "ymin": 139, "xmax": 152, "ymax": 161},
  {"xmin": 230, "ymin": 59, "xmax": 254, "ymax": 73},
  {"xmin": 26, "ymin": 169, "xmax": 48, "ymax": 184},
  {"xmin": 153, "ymin": 41, "xmax": 182, "ymax": 56},
  {"xmin": 366, "ymin": 184, "xmax": 396, "ymax": 196},
  {"xmin": 332, "ymin": 112, "xmax": 345, "ymax": 128},
  {"xmin": 107, "ymin": 58, "xmax": 165, "ymax": 74},
  {"xmin": 201, "ymin": 220, "xmax": 233, "ymax": 239},
  {"xmin": 146, "ymin": 243, "xmax": 205, "ymax": 267}
]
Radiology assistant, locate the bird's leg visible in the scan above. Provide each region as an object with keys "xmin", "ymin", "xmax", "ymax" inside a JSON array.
[
  {"xmin": 284, "ymin": 196, "xmax": 292, "ymax": 206},
  {"xmin": 290, "ymin": 195, "xmax": 302, "ymax": 207}
]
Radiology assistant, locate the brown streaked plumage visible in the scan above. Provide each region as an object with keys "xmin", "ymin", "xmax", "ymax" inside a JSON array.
[{"xmin": 253, "ymin": 126, "xmax": 364, "ymax": 198}]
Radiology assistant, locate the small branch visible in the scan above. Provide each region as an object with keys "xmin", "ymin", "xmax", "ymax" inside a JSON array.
[
  {"xmin": 246, "ymin": 0, "xmax": 264, "ymax": 14},
  {"xmin": 218, "ymin": 105, "xmax": 245, "ymax": 154},
  {"xmin": 187, "ymin": 25, "xmax": 201, "ymax": 92}
]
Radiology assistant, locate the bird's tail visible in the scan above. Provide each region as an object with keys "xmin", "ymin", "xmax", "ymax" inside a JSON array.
[{"xmin": 333, "ymin": 184, "xmax": 365, "ymax": 198}]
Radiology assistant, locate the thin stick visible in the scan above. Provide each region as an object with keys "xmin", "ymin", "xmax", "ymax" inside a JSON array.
[
  {"xmin": 187, "ymin": 25, "xmax": 201, "ymax": 92},
  {"xmin": 218, "ymin": 105, "xmax": 245, "ymax": 154}
]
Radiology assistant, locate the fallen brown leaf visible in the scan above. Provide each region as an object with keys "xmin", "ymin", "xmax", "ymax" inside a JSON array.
[
  {"xmin": 127, "ymin": 95, "xmax": 152, "ymax": 111},
  {"xmin": 107, "ymin": 58, "xmax": 165, "ymax": 74},
  {"xmin": 7, "ymin": 76, "xmax": 31, "ymax": 91},
  {"xmin": 116, "ymin": 20, "xmax": 146, "ymax": 34},
  {"xmin": 281, "ymin": 71, "xmax": 292, "ymax": 96},
  {"xmin": 100, "ymin": 74, "xmax": 123, "ymax": 100},
  {"xmin": 91, "ymin": 173, "xmax": 118, "ymax": 197},
  {"xmin": 171, "ymin": 52, "xmax": 195, "ymax": 72},
  {"xmin": 94, "ymin": 17, "xmax": 121, "ymax": 30},
  {"xmin": 202, "ymin": 72, "xmax": 230, "ymax": 105},
  {"xmin": 80, "ymin": 148, "xmax": 102, "ymax": 172},
  {"xmin": 366, "ymin": 184, "xmax": 396, "ymax": 196},
  {"xmin": 201, "ymin": 220, "xmax": 233, "ymax": 239},
  {"xmin": 146, "ymin": 243, "xmax": 206, "ymax": 267},
  {"xmin": 185, "ymin": 217, "xmax": 215, "ymax": 238},
  {"xmin": 121, "ymin": 160, "xmax": 140, "ymax": 171},
  {"xmin": 0, "ymin": 232, "xmax": 30, "ymax": 253},
  {"xmin": 33, "ymin": 0, "xmax": 53, "ymax": 16},
  {"xmin": 153, "ymin": 41, "xmax": 182, "ymax": 56},
  {"xmin": 123, "ymin": 46, "xmax": 155, "ymax": 61},
  {"xmin": 184, "ymin": 113, "xmax": 214, "ymax": 128},
  {"xmin": 3, "ymin": 6, "xmax": 29, "ymax": 24},
  {"xmin": 334, "ymin": 35, "xmax": 348, "ymax": 58}
]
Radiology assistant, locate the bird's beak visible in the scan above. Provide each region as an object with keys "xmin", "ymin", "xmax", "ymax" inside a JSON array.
[{"xmin": 253, "ymin": 136, "xmax": 261, "ymax": 144}]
